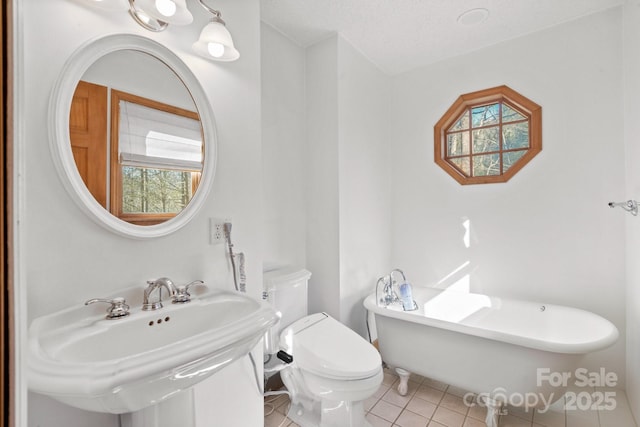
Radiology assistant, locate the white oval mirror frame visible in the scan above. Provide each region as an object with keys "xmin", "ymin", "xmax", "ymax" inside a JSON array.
[{"xmin": 49, "ymin": 34, "xmax": 217, "ymax": 239}]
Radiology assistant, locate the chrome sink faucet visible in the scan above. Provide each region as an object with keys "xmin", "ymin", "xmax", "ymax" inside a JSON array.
[{"xmin": 143, "ymin": 277, "xmax": 177, "ymax": 311}]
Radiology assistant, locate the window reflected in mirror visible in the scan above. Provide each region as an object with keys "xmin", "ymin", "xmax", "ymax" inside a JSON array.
[{"xmin": 70, "ymin": 81, "xmax": 203, "ymax": 225}]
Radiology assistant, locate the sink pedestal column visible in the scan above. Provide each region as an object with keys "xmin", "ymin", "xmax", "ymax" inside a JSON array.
[{"xmin": 120, "ymin": 389, "xmax": 195, "ymax": 427}]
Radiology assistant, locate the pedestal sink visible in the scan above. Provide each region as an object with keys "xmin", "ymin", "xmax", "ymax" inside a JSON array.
[{"xmin": 28, "ymin": 288, "xmax": 278, "ymax": 414}]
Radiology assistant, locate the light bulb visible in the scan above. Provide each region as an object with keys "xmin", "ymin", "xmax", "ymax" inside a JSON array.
[
  {"xmin": 155, "ymin": 0, "xmax": 177, "ymax": 17},
  {"xmin": 207, "ymin": 42, "xmax": 225, "ymax": 58}
]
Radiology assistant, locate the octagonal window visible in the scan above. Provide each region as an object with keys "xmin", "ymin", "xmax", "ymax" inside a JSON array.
[{"xmin": 434, "ymin": 86, "xmax": 542, "ymax": 185}]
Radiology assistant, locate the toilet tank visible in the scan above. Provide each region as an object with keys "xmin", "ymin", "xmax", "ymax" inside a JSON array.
[{"xmin": 263, "ymin": 268, "xmax": 311, "ymax": 354}]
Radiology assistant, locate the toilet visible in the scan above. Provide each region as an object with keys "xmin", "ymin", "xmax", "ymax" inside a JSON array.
[{"xmin": 264, "ymin": 269, "xmax": 383, "ymax": 427}]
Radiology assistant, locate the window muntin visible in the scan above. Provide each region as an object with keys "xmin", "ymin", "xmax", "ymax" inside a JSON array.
[
  {"xmin": 434, "ymin": 86, "xmax": 541, "ymax": 185},
  {"xmin": 445, "ymin": 100, "xmax": 529, "ymax": 177}
]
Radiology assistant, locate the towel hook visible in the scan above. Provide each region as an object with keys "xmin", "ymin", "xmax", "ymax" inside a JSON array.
[{"xmin": 608, "ymin": 200, "xmax": 638, "ymax": 216}]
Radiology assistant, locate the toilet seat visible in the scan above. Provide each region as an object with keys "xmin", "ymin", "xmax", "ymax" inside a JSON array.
[{"xmin": 280, "ymin": 313, "xmax": 381, "ymax": 381}]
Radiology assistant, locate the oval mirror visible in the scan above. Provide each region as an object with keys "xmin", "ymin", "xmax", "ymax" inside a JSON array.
[{"xmin": 49, "ymin": 34, "xmax": 217, "ymax": 239}]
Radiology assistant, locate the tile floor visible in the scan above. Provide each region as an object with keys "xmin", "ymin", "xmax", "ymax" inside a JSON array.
[{"xmin": 263, "ymin": 368, "xmax": 637, "ymax": 427}]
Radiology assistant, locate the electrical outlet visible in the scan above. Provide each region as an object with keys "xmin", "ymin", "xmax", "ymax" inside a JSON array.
[{"xmin": 209, "ymin": 218, "xmax": 225, "ymax": 244}]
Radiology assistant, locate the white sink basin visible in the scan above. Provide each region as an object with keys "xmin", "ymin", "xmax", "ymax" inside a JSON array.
[{"xmin": 28, "ymin": 288, "xmax": 278, "ymax": 414}]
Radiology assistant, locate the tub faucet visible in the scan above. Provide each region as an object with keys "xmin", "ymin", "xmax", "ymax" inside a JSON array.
[
  {"xmin": 382, "ymin": 277, "xmax": 395, "ymax": 305},
  {"xmin": 143, "ymin": 277, "xmax": 177, "ymax": 311},
  {"xmin": 376, "ymin": 276, "xmax": 398, "ymax": 307},
  {"xmin": 386, "ymin": 269, "xmax": 407, "ymax": 302},
  {"xmin": 376, "ymin": 269, "xmax": 408, "ymax": 307},
  {"xmin": 390, "ymin": 269, "xmax": 407, "ymax": 285}
]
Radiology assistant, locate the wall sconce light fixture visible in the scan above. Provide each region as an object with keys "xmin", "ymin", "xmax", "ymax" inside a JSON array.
[
  {"xmin": 87, "ymin": 0, "xmax": 239, "ymax": 61},
  {"xmin": 128, "ymin": 0, "xmax": 193, "ymax": 32},
  {"xmin": 192, "ymin": 1, "xmax": 240, "ymax": 61}
]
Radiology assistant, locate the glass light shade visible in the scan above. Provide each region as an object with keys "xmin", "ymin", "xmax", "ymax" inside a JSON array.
[
  {"xmin": 192, "ymin": 20, "xmax": 240, "ymax": 62},
  {"xmin": 133, "ymin": 0, "xmax": 193, "ymax": 25}
]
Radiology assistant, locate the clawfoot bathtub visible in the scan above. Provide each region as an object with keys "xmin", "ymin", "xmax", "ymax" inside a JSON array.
[{"xmin": 364, "ymin": 286, "xmax": 618, "ymax": 426}]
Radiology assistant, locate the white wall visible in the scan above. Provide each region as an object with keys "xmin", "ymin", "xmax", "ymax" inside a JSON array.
[
  {"xmin": 83, "ymin": 49, "xmax": 196, "ymax": 110},
  {"xmin": 305, "ymin": 36, "xmax": 342, "ymax": 319},
  {"xmin": 303, "ymin": 35, "xmax": 392, "ymax": 336},
  {"xmin": 337, "ymin": 39, "xmax": 392, "ymax": 336},
  {"xmin": 18, "ymin": 0, "xmax": 264, "ymax": 426},
  {"xmin": 390, "ymin": 8, "xmax": 627, "ymax": 381},
  {"xmin": 261, "ymin": 23, "xmax": 307, "ymax": 272},
  {"xmin": 623, "ymin": 0, "xmax": 640, "ymax": 422}
]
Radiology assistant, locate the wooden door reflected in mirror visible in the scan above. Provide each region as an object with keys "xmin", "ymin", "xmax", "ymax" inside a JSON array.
[{"xmin": 70, "ymin": 81, "xmax": 107, "ymax": 208}]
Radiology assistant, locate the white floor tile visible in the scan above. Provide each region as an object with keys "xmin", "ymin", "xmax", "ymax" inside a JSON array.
[
  {"xmin": 439, "ymin": 393, "xmax": 469, "ymax": 416},
  {"xmin": 394, "ymin": 409, "xmax": 430, "ymax": 427},
  {"xmin": 375, "ymin": 384, "xmax": 391, "ymax": 399},
  {"xmin": 266, "ymin": 368, "xmax": 638, "ymax": 427},
  {"xmin": 466, "ymin": 403, "xmax": 486, "ymax": 422},
  {"xmin": 565, "ymin": 406, "xmax": 599, "ymax": 427},
  {"xmin": 382, "ymin": 385, "xmax": 414, "ymax": 407},
  {"xmin": 365, "ymin": 395, "xmax": 381, "ymax": 411},
  {"xmin": 597, "ymin": 388, "xmax": 638, "ymax": 427},
  {"xmin": 406, "ymin": 396, "xmax": 438, "ymax": 419},
  {"xmin": 533, "ymin": 395, "xmax": 566, "ymax": 427},
  {"xmin": 462, "ymin": 417, "xmax": 486, "ymax": 427},
  {"xmin": 415, "ymin": 385, "xmax": 445, "ymax": 405},
  {"xmin": 507, "ymin": 405, "xmax": 534, "ymax": 422},
  {"xmin": 366, "ymin": 412, "xmax": 393, "ymax": 427},
  {"xmin": 383, "ymin": 371, "xmax": 399, "ymax": 386},
  {"xmin": 499, "ymin": 414, "xmax": 532, "ymax": 427},
  {"xmin": 431, "ymin": 406, "xmax": 465, "ymax": 427},
  {"xmin": 370, "ymin": 399, "xmax": 403, "ymax": 423}
]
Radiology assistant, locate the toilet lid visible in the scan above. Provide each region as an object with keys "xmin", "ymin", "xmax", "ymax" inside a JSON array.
[{"xmin": 280, "ymin": 313, "xmax": 382, "ymax": 380}]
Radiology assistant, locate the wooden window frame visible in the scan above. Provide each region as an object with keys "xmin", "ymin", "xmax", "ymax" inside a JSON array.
[
  {"xmin": 434, "ymin": 85, "xmax": 542, "ymax": 185},
  {"xmin": 110, "ymin": 89, "xmax": 202, "ymax": 225}
]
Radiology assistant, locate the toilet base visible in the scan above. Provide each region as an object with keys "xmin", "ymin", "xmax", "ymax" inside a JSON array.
[{"xmin": 286, "ymin": 399, "xmax": 372, "ymax": 427}]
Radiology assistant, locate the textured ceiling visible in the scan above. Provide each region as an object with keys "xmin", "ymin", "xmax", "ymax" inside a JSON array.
[{"xmin": 260, "ymin": 0, "xmax": 623, "ymax": 75}]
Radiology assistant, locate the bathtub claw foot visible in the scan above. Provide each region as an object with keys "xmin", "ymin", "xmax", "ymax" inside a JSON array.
[
  {"xmin": 395, "ymin": 368, "xmax": 410, "ymax": 396},
  {"xmin": 482, "ymin": 397, "xmax": 502, "ymax": 427}
]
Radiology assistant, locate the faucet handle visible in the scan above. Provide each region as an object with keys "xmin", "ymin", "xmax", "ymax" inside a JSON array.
[
  {"xmin": 173, "ymin": 280, "xmax": 205, "ymax": 304},
  {"xmin": 85, "ymin": 297, "xmax": 130, "ymax": 320}
]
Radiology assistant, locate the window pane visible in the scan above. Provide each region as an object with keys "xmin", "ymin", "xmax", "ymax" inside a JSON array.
[
  {"xmin": 471, "ymin": 104, "xmax": 499, "ymax": 128},
  {"xmin": 503, "ymin": 122, "xmax": 529, "ymax": 150},
  {"xmin": 447, "ymin": 132, "xmax": 470, "ymax": 156},
  {"xmin": 449, "ymin": 112, "xmax": 469, "ymax": 131},
  {"xmin": 502, "ymin": 103, "xmax": 527, "ymax": 123},
  {"xmin": 502, "ymin": 150, "xmax": 527, "ymax": 173},
  {"xmin": 472, "ymin": 154, "xmax": 500, "ymax": 176},
  {"xmin": 122, "ymin": 166, "xmax": 194, "ymax": 214},
  {"xmin": 449, "ymin": 157, "xmax": 470, "ymax": 177},
  {"xmin": 472, "ymin": 127, "xmax": 499, "ymax": 153}
]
